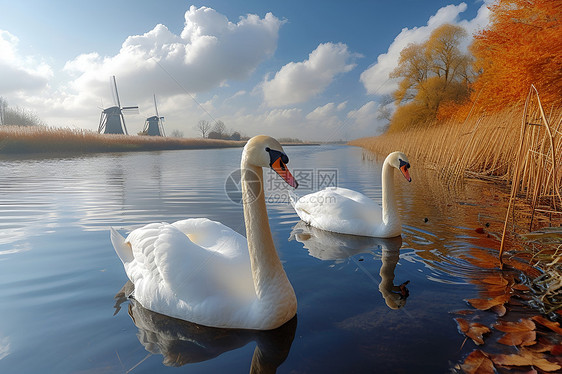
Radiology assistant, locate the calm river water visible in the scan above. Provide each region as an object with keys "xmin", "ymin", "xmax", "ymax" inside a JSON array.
[{"xmin": 0, "ymin": 145, "xmax": 512, "ymax": 373}]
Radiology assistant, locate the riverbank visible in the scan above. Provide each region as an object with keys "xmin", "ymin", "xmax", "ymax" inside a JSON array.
[
  {"xmin": 351, "ymin": 102, "xmax": 562, "ymax": 322},
  {"xmin": 351, "ymin": 97, "xmax": 562, "ymax": 216},
  {"xmin": 0, "ymin": 126, "xmax": 246, "ymax": 154},
  {"xmin": 0, "ymin": 126, "xmax": 326, "ymax": 155}
]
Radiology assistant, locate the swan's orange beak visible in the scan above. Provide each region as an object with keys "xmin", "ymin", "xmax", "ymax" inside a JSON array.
[
  {"xmin": 400, "ymin": 165, "xmax": 411, "ymax": 182},
  {"xmin": 271, "ymin": 158, "xmax": 298, "ymax": 188}
]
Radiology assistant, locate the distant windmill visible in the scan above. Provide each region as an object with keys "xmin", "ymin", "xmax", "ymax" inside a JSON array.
[
  {"xmin": 141, "ymin": 94, "xmax": 166, "ymax": 136},
  {"xmin": 98, "ymin": 76, "xmax": 139, "ymax": 135}
]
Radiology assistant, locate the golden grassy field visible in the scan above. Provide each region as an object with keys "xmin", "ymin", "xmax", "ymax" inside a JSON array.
[{"xmin": 0, "ymin": 126, "xmax": 245, "ymax": 154}]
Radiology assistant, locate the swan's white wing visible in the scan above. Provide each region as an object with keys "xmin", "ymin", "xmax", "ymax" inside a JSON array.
[
  {"xmin": 122, "ymin": 220, "xmax": 256, "ymax": 324},
  {"xmin": 171, "ymin": 218, "xmax": 248, "ymax": 259},
  {"xmin": 294, "ymin": 188, "xmax": 383, "ymax": 236}
]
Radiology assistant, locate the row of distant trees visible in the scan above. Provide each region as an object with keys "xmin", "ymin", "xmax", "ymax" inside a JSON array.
[
  {"xmin": 196, "ymin": 120, "xmax": 244, "ymax": 141},
  {"xmin": 0, "ymin": 97, "xmax": 45, "ymax": 127},
  {"xmin": 387, "ymin": 0, "xmax": 561, "ymax": 132}
]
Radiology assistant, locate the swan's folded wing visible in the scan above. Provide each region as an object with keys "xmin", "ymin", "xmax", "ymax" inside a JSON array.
[
  {"xmin": 161, "ymin": 219, "xmax": 255, "ymax": 303},
  {"xmin": 294, "ymin": 188, "xmax": 383, "ymax": 236},
  {"xmin": 329, "ymin": 187, "xmax": 379, "ymax": 206},
  {"xmin": 171, "ymin": 218, "xmax": 248, "ymax": 259}
]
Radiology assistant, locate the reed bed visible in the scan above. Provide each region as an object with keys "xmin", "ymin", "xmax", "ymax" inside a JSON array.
[
  {"xmin": 0, "ymin": 126, "xmax": 244, "ymax": 154},
  {"xmin": 350, "ymin": 108, "xmax": 523, "ymax": 184},
  {"xmin": 351, "ymin": 86, "xmax": 562, "ymax": 312},
  {"xmin": 350, "ymin": 90, "xmax": 562, "ymax": 218}
]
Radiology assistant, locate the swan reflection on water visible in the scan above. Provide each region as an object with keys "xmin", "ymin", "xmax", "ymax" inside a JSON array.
[
  {"xmin": 114, "ymin": 282, "xmax": 296, "ymax": 372},
  {"xmin": 289, "ymin": 221, "xmax": 410, "ymax": 309}
]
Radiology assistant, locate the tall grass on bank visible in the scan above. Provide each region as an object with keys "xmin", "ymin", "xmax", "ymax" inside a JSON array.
[
  {"xmin": 0, "ymin": 126, "xmax": 245, "ymax": 154},
  {"xmin": 350, "ymin": 95, "xmax": 562, "ymax": 218},
  {"xmin": 499, "ymin": 86, "xmax": 562, "ymax": 264},
  {"xmin": 350, "ymin": 108, "xmax": 524, "ymax": 183},
  {"xmin": 351, "ymin": 86, "xmax": 562, "ymax": 296}
]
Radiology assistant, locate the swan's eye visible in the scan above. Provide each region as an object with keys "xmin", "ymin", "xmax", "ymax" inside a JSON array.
[{"xmin": 399, "ymin": 159, "xmax": 410, "ymax": 169}]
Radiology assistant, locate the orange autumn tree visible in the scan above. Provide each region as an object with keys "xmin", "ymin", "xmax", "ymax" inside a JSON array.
[
  {"xmin": 388, "ymin": 24, "xmax": 474, "ymax": 132},
  {"xmin": 469, "ymin": 0, "xmax": 562, "ymax": 110}
]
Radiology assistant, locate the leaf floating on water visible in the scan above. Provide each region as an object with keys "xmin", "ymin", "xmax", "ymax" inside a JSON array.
[
  {"xmin": 480, "ymin": 275, "xmax": 509, "ymax": 287},
  {"xmin": 467, "ymin": 293, "xmax": 511, "ymax": 311},
  {"xmin": 490, "ymin": 304, "xmax": 507, "ymax": 317},
  {"xmin": 494, "ymin": 318, "xmax": 536, "ymax": 333},
  {"xmin": 494, "ymin": 319, "xmax": 537, "ymax": 346},
  {"xmin": 497, "ymin": 330, "xmax": 536, "ymax": 346},
  {"xmin": 491, "ymin": 349, "xmax": 561, "ymax": 372},
  {"xmin": 460, "ymin": 350, "xmax": 495, "ymax": 374},
  {"xmin": 531, "ymin": 315, "xmax": 562, "ymax": 334},
  {"xmin": 455, "ymin": 318, "xmax": 491, "ymax": 345}
]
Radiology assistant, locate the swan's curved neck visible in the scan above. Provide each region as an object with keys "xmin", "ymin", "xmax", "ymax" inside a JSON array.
[
  {"xmin": 240, "ymin": 160, "xmax": 294, "ymax": 306},
  {"xmin": 381, "ymin": 159, "xmax": 399, "ymax": 227}
]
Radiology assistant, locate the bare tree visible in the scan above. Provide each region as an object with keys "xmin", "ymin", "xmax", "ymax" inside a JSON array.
[
  {"xmin": 212, "ymin": 120, "xmax": 226, "ymax": 137},
  {"xmin": 197, "ymin": 120, "xmax": 212, "ymax": 138},
  {"xmin": 170, "ymin": 129, "xmax": 184, "ymax": 138}
]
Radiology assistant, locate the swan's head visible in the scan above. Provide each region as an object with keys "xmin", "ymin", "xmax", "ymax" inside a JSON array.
[
  {"xmin": 388, "ymin": 151, "xmax": 411, "ymax": 182},
  {"xmin": 243, "ymin": 135, "xmax": 298, "ymax": 188}
]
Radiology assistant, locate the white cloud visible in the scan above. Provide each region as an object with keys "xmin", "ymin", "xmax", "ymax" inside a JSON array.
[
  {"xmin": 262, "ymin": 42, "xmax": 356, "ymax": 107},
  {"xmin": 0, "ymin": 30, "xmax": 53, "ymax": 95},
  {"xmin": 64, "ymin": 6, "xmax": 284, "ymax": 105},
  {"xmin": 347, "ymin": 101, "xmax": 382, "ymax": 130},
  {"xmin": 1, "ymin": 6, "xmax": 284, "ymax": 133},
  {"xmin": 360, "ymin": 2, "xmax": 490, "ymax": 96},
  {"xmin": 221, "ymin": 101, "xmax": 383, "ymax": 141}
]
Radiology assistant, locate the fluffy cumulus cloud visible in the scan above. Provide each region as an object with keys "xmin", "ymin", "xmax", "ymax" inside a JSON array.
[
  {"xmin": 262, "ymin": 42, "xmax": 356, "ymax": 107},
  {"xmin": 0, "ymin": 30, "xmax": 53, "ymax": 95},
  {"xmin": 64, "ymin": 6, "xmax": 284, "ymax": 104},
  {"xmin": 359, "ymin": 2, "xmax": 490, "ymax": 96}
]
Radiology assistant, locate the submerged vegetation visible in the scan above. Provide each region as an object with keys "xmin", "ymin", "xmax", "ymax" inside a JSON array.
[{"xmin": 0, "ymin": 126, "xmax": 244, "ymax": 154}]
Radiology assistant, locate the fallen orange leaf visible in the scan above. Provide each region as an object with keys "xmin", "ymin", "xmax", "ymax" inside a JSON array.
[
  {"xmin": 491, "ymin": 349, "xmax": 561, "ymax": 372},
  {"xmin": 455, "ymin": 318, "xmax": 491, "ymax": 345},
  {"xmin": 490, "ymin": 304, "xmax": 506, "ymax": 317},
  {"xmin": 494, "ymin": 318, "xmax": 535, "ymax": 333},
  {"xmin": 460, "ymin": 350, "xmax": 495, "ymax": 374},
  {"xmin": 497, "ymin": 330, "xmax": 536, "ymax": 346},
  {"xmin": 467, "ymin": 293, "xmax": 511, "ymax": 311},
  {"xmin": 531, "ymin": 315, "xmax": 562, "ymax": 334},
  {"xmin": 480, "ymin": 276, "xmax": 509, "ymax": 287}
]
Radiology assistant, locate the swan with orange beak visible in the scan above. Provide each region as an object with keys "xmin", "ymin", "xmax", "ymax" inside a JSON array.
[{"xmin": 289, "ymin": 151, "xmax": 411, "ymax": 238}]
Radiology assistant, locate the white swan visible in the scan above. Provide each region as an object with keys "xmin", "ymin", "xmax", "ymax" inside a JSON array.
[
  {"xmin": 290, "ymin": 151, "xmax": 411, "ymax": 238},
  {"xmin": 111, "ymin": 135, "xmax": 299, "ymax": 330}
]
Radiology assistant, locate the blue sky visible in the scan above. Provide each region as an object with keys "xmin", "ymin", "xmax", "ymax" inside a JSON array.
[{"xmin": 0, "ymin": 0, "xmax": 490, "ymax": 140}]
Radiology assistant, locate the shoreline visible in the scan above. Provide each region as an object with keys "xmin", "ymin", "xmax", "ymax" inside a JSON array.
[{"xmin": 0, "ymin": 126, "xmax": 328, "ymax": 156}]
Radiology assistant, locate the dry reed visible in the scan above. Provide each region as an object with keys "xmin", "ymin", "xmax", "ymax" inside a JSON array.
[
  {"xmin": 349, "ymin": 107, "xmax": 524, "ymax": 183},
  {"xmin": 0, "ymin": 126, "xmax": 245, "ymax": 154},
  {"xmin": 352, "ymin": 86, "xmax": 562, "ymax": 300}
]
